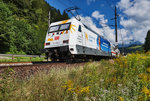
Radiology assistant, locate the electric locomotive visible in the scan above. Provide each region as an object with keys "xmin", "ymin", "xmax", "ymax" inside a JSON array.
[{"xmin": 44, "ymin": 18, "xmax": 119, "ymax": 61}]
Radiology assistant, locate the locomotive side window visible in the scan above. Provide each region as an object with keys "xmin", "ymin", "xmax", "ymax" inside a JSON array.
[
  {"xmin": 78, "ymin": 25, "xmax": 82, "ymax": 32},
  {"xmin": 59, "ymin": 23, "xmax": 70, "ymax": 31},
  {"xmin": 49, "ymin": 25, "xmax": 59, "ymax": 32}
]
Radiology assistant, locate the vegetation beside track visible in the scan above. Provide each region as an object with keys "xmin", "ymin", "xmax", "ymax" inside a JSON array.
[
  {"xmin": 0, "ymin": 56, "xmax": 45, "ymax": 62},
  {"xmin": 0, "ymin": 52, "xmax": 150, "ymax": 101}
]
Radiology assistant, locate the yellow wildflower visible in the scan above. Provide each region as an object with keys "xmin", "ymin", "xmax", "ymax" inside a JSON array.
[
  {"xmin": 142, "ymin": 86, "xmax": 150, "ymax": 98},
  {"xmin": 118, "ymin": 96, "xmax": 124, "ymax": 101},
  {"xmin": 67, "ymin": 87, "xmax": 74, "ymax": 93},
  {"xmin": 74, "ymin": 86, "xmax": 82, "ymax": 94},
  {"xmin": 139, "ymin": 73, "xmax": 147, "ymax": 81},
  {"xmin": 80, "ymin": 86, "xmax": 90, "ymax": 94},
  {"xmin": 146, "ymin": 51, "xmax": 150, "ymax": 55},
  {"xmin": 147, "ymin": 68, "xmax": 150, "ymax": 73},
  {"xmin": 62, "ymin": 80, "xmax": 74, "ymax": 89},
  {"xmin": 61, "ymin": 85, "xmax": 67, "ymax": 88},
  {"xmin": 140, "ymin": 56, "xmax": 147, "ymax": 60},
  {"xmin": 142, "ymin": 86, "xmax": 149, "ymax": 94},
  {"xmin": 67, "ymin": 80, "xmax": 73, "ymax": 88}
]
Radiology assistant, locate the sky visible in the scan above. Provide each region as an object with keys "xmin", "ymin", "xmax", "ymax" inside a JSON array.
[{"xmin": 45, "ymin": 0, "xmax": 150, "ymax": 45}]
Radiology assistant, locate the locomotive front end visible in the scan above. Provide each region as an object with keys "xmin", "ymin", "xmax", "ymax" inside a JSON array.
[{"xmin": 44, "ymin": 20, "xmax": 72, "ymax": 61}]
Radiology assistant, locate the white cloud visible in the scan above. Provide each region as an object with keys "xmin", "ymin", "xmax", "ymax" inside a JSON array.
[
  {"xmin": 91, "ymin": 11, "xmax": 117, "ymax": 43},
  {"xmin": 117, "ymin": 0, "xmax": 150, "ymax": 43},
  {"xmin": 117, "ymin": 0, "xmax": 133, "ymax": 10},
  {"xmin": 120, "ymin": 18, "xmax": 137, "ymax": 29},
  {"xmin": 80, "ymin": 11, "xmax": 116, "ymax": 43},
  {"xmin": 92, "ymin": 11, "xmax": 108, "ymax": 24},
  {"xmin": 90, "ymin": 11, "xmax": 136, "ymax": 45},
  {"xmin": 80, "ymin": 16, "xmax": 104, "ymax": 36},
  {"xmin": 80, "ymin": 10, "xmax": 141, "ymax": 45}
]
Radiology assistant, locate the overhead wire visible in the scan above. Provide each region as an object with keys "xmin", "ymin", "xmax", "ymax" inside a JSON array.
[
  {"xmin": 55, "ymin": 0, "xmax": 117, "ymax": 31},
  {"xmin": 64, "ymin": 0, "xmax": 122, "ymax": 44},
  {"xmin": 67, "ymin": 0, "xmax": 114, "ymax": 29}
]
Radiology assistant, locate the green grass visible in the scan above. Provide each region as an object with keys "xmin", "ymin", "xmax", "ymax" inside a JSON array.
[
  {"xmin": 119, "ymin": 45, "xmax": 143, "ymax": 54},
  {"xmin": 127, "ymin": 45, "xmax": 142, "ymax": 50},
  {"xmin": 0, "ymin": 56, "xmax": 45, "ymax": 62},
  {"xmin": 0, "ymin": 52, "xmax": 150, "ymax": 101}
]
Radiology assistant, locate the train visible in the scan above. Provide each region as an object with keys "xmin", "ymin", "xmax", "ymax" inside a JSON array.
[{"xmin": 44, "ymin": 18, "xmax": 120, "ymax": 61}]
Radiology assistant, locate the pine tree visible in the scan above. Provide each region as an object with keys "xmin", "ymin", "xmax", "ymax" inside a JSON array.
[
  {"xmin": 0, "ymin": 0, "xmax": 69, "ymax": 54},
  {"xmin": 62, "ymin": 10, "xmax": 69, "ymax": 20},
  {"xmin": 144, "ymin": 30, "xmax": 150, "ymax": 52}
]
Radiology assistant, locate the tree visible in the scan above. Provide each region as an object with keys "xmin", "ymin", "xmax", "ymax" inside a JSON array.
[
  {"xmin": 0, "ymin": 0, "xmax": 69, "ymax": 54},
  {"xmin": 62, "ymin": 10, "xmax": 69, "ymax": 20},
  {"xmin": 144, "ymin": 30, "xmax": 150, "ymax": 52},
  {"xmin": 0, "ymin": 1, "xmax": 13, "ymax": 53}
]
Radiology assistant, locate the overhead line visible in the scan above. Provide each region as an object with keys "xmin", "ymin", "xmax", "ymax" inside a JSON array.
[
  {"xmin": 65, "ymin": 0, "xmax": 110, "ymax": 28},
  {"xmin": 56, "ymin": 0, "xmax": 115, "ymax": 29}
]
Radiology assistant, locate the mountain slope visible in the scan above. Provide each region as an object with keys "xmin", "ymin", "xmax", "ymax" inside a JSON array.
[{"xmin": 0, "ymin": 0, "xmax": 69, "ymax": 54}]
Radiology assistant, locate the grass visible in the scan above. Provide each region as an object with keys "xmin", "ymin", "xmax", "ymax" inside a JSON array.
[
  {"xmin": 0, "ymin": 56, "xmax": 45, "ymax": 62},
  {"xmin": 127, "ymin": 45, "xmax": 142, "ymax": 50},
  {"xmin": 0, "ymin": 52, "xmax": 150, "ymax": 101}
]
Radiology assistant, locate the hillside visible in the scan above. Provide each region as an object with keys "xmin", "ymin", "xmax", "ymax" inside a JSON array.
[
  {"xmin": 119, "ymin": 45, "xmax": 143, "ymax": 54},
  {"xmin": 0, "ymin": 0, "xmax": 69, "ymax": 54}
]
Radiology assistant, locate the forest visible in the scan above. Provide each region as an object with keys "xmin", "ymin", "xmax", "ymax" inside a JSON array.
[{"xmin": 0, "ymin": 0, "xmax": 69, "ymax": 54}]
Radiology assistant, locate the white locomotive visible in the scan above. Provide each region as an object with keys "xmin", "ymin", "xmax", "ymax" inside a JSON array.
[{"xmin": 44, "ymin": 18, "xmax": 119, "ymax": 61}]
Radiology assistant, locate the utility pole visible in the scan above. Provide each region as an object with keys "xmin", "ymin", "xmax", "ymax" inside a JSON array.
[
  {"xmin": 115, "ymin": 6, "xmax": 118, "ymax": 43},
  {"xmin": 48, "ymin": 10, "xmax": 51, "ymax": 27}
]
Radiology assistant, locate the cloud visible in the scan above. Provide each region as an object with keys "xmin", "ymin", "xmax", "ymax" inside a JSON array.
[
  {"xmin": 87, "ymin": 0, "xmax": 96, "ymax": 5},
  {"xmin": 80, "ymin": 11, "xmax": 117, "ymax": 44},
  {"xmin": 117, "ymin": 0, "xmax": 133, "ymax": 10},
  {"xmin": 80, "ymin": 10, "xmax": 137, "ymax": 45},
  {"xmin": 90, "ymin": 11, "xmax": 135, "ymax": 45},
  {"xmin": 92, "ymin": 11, "xmax": 108, "ymax": 24},
  {"xmin": 117, "ymin": 0, "xmax": 150, "ymax": 43},
  {"xmin": 91, "ymin": 11, "xmax": 117, "ymax": 43},
  {"xmin": 80, "ymin": 16, "xmax": 104, "ymax": 36}
]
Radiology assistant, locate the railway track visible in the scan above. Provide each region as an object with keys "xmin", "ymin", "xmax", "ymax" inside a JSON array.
[{"xmin": 0, "ymin": 61, "xmax": 86, "ymax": 78}]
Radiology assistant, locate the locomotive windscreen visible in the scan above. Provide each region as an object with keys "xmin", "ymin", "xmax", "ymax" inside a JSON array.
[
  {"xmin": 59, "ymin": 23, "xmax": 70, "ymax": 31},
  {"xmin": 49, "ymin": 25, "xmax": 59, "ymax": 32},
  {"xmin": 49, "ymin": 23, "xmax": 71, "ymax": 33}
]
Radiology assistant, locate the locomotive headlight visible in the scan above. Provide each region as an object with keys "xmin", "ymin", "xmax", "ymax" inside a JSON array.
[
  {"xmin": 70, "ymin": 48, "xmax": 74, "ymax": 51},
  {"xmin": 45, "ymin": 42, "xmax": 50, "ymax": 45},
  {"xmin": 63, "ymin": 40, "xmax": 69, "ymax": 44}
]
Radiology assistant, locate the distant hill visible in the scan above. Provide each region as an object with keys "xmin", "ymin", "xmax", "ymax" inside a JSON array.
[
  {"xmin": 118, "ymin": 41, "xmax": 143, "ymax": 48},
  {"xmin": 119, "ymin": 45, "xmax": 143, "ymax": 54}
]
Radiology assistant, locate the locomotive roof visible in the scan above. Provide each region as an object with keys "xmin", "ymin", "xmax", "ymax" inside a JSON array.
[{"xmin": 50, "ymin": 18, "xmax": 111, "ymax": 43}]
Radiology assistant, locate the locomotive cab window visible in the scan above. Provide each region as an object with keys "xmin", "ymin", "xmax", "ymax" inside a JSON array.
[
  {"xmin": 59, "ymin": 23, "xmax": 71, "ymax": 31},
  {"xmin": 49, "ymin": 25, "xmax": 59, "ymax": 32},
  {"xmin": 78, "ymin": 25, "xmax": 82, "ymax": 32}
]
